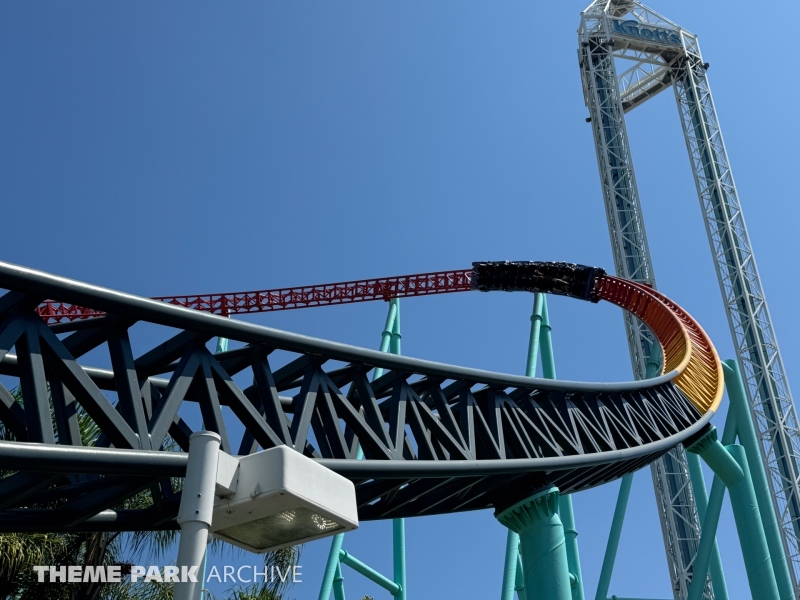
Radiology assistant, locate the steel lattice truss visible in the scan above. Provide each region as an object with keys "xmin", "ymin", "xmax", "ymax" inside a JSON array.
[
  {"xmin": 0, "ymin": 261, "xmax": 713, "ymax": 533},
  {"xmin": 580, "ymin": 1, "xmax": 800, "ymax": 597},
  {"xmin": 672, "ymin": 47, "xmax": 800, "ymax": 584}
]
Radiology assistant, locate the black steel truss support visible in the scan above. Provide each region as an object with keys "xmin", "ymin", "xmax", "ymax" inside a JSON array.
[
  {"xmin": 48, "ymin": 368, "xmax": 82, "ymax": 446},
  {"xmin": 0, "ymin": 380, "xmax": 27, "ymax": 441},
  {"xmin": 250, "ymin": 352, "xmax": 292, "ymax": 445},
  {"xmin": 61, "ymin": 324, "xmax": 113, "ymax": 358},
  {"xmin": 148, "ymin": 349, "xmax": 202, "ymax": 449},
  {"xmin": 57, "ymin": 477, "xmax": 156, "ymax": 528},
  {"xmin": 16, "ymin": 315, "xmax": 55, "ymax": 444},
  {"xmin": 0, "ymin": 472, "xmax": 63, "ymax": 510},
  {"xmin": 206, "ymin": 352, "xmax": 283, "ymax": 452},
  {"xmin": 38, "ymin": 319, "xmax": 140, "ymax": 450},
  {"xmin": 107, "ymin": 321, "xmax": 151, "ymax": 450},
  {"xmin": 0, "ymin": 260, "xmax": 717, "ymax": 532}
]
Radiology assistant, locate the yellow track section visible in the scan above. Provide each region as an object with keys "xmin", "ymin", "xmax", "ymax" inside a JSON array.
[{"xmin": 595, "ymin": 275, "xmax": 724, "ymax": 414}]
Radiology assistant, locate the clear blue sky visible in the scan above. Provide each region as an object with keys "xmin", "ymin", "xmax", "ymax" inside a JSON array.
[{"xmin": 1, "ymin": 2, "xmax": 798, "ymax": 599}]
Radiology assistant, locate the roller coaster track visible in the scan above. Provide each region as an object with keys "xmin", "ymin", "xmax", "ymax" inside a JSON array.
[
  {"xmin": 35, "ymin": 269, "xmax": 474, "ymax": 322},
  {"xmin": 0, "ymin": 260, "xmax": 722, "ymax": 532}
]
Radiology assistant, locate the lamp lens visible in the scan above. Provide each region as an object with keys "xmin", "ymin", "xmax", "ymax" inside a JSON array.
[{"xmin": 216, "ymin": 506, "xmax": 343, "ymax": 551}]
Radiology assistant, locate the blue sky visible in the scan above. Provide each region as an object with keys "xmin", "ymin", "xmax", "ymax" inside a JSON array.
[{"xmin": 1, "ymin": 1, "xmax": 798, "ymax": 599}]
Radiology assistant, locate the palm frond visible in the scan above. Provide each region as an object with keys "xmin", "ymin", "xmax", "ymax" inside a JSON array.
[{"xmin": 0, "ymin": 532, "xmax": 67, "ymax": 579}]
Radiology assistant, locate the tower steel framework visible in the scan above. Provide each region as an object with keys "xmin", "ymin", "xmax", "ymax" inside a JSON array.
[{"xmin": 579, "ymin": 1, "xmax": 800, "ymax": 597}]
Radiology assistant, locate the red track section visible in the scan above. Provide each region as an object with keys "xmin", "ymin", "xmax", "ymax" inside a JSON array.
[{"xmin": 37, "ymin": 269, "xmax": 474, "ymax": 323}]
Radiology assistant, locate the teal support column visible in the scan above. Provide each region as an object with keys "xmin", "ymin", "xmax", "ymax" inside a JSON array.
[
  {"xmin": 393, "ymin": 517, "xmax": 407, "ymax": 600},
  {"xmin": 685, "ymin": 453, "xmax": 729, "ymax": 600},
  {"xmin": 594, "ymin": 329, "xmax": 661, "ymax": 600},
  {"xmin": 594, "ymin": 474, "xmax": 633, "ymax": 600},
  {"xmin": 539, "ymin": 297, "xmax": 585, "ymax": 600},
  {"xmin": 539, "ymin": 297, "xmax": 555, "ymax": 381},
  {"xmin": 558, "ymin": 495, "xmax": 584, "ymax": 600},
  {"xmin": 686, "ymin": 362, "xmax": 731, "ymax": 600},
  {"xmin": 389, "ymin": 298, "xmax": 401, "ymax": 356},
  {"xmin": 720, "ymin": 403, "xmax": 738, "ymax": 446},
  {"xmin": 339, "ymin": 550, "xmax": 402, "ymax": 596},
  {"xmin": 497, "ymin": 487, "xmax": 571, "ymax": 600},
  {"xmin": 332, "ymin": 562, "xmax": 346, "ymax": 600},
  {"xmin": 502, "ymin": 528, "xmax": 521, "ymax": 600},
  {"xmin": 321, "ymin": 298, "xmax": 403, "ymax": 600},
  {"xmin": 319, "ymin": 533, "xmax": 346, "ymax": 600},
  {"xmin": 725, "ymin": 444, "xmax": 780, "ymax": 600},
  {"xmin": 526, "ymin": 293, "xmax": 545, "ymax": 378},
  {"xmin": 687, "ymin": 428, "xmax": 780, "ymax": 600},
  {"xmin": 515, "ymin": 554, "xmax": 527, "ymax": 600},
  {"xmin": 373, "ymin": 299, "xmax": 398, "ymax": 380},
  {"xmin": 502, "ymin": 294, "xmax": 547, "ymax": 600},
  {"xmin": 388, "ymin": 301, "xmax": 407, "ymax": 600},
  {"xmin": 722, "ymin": 360, "xmax": 794, "ymax": 600},
  {"xmin": 686, "ymin": 474, "xmax": 726, "ymax": 600}
]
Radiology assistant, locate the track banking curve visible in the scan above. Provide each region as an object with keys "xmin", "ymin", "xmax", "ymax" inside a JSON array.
[{"xmin": 0, "ymin": 260, "xmax": 722, "ymax": 531}]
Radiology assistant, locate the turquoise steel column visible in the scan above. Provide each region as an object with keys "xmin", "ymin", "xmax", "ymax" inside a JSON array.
[
  {"xmin": 501, "ymin": 530, "xmax": 521, "ymax": 600},
  {"xmin": 687, "ymin": 428, "xmax": 780, "ymax": 600},
  {"xmin": 538, "ymin": 297, "xmax": 555, "ymax": 381},
  {"xmin": 333, "ymin": 562, "xmax": 346, "ymax": 600},
  {"xmin": 594, "ymin": 474, "xmax": 633, "ymax": 600},
  {"xmin": 502, "ymin": 294, "xmax": 546, "ymax": 600},
  {"xmin": 389, "ymin": 298, "xmax": 401, "ymax": 356},
  {"xmin": 339, "ymin": 550, "xmax": 402, "ymax": 596},
  {"xmin": 725, "ymin": 446, "xmax": 779, "ymax": 600},
  {"xmin": 540, "ymin": 297, "xmax": 585, "ymax": 600},
  {"xmin": 685, "ymin": 343, "xmax": 729, "ymax": 600},
  {"xmin": 595, "ymin": 348, "xmax": 659, "ymax": 599},
  {"xmin": 558, "ymin": 497, "xmax": 584, "ymax": 600},
  {"xmin": 320, "ymin": 299, "xmax": 401, "ymax": 600},
  {"xmin": 722, "ymin": 360, "xmax": 794, "ymax": 600},
  {"xmin": 720, "ymin": 403, "xmax": 738, "ymax": 446},
  {"xmin": 319, "ymin": 533, "xmax": 346, "ymax": 600},
  {"xmin": 393, "ymin": 517, "xmax": 407, "ymax": 600},
  {"xmin": 685, "ymin": 453, "xmax": 729, "ymax": 600},
  {"xmin": 526, "ymin": 294, "xmax": 545, "ymax": 378},
  {"xmin": 686, "ymin": 474, "xmax": 726, "ymax": 600},
  {"xmin": 595, "ymin": 346, "xmax": 657, "ymax": 600},
  {"xmin": 497, "ymin": 487, "xmax": 572, "ymax": 600},
  {"xmin": 373, "ymin": 299, "xmax": 399, "ymax": 379},
  {"xmin": 515, "ymin": 554, "xmax": 527, "ymax": 600},
  {"xmin": 390, "ymin": 300, "xmax": 407, "ymax": 600}
]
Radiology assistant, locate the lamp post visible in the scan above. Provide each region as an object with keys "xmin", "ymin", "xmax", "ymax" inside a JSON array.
[
  {"xmin": 174, "ymin": 433, "xmax": 359, "ymax": 599},
  {"xmin": 175, "ymin": 432, "xmax": 222, "ymax": 600}
]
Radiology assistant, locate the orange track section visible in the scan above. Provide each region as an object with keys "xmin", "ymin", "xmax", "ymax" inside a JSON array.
[{"xmin": 595, "ymin": 275, "xmax": 723, "ymax": 414}]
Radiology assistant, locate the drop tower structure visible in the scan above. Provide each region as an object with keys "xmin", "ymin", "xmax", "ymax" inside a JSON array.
[{"xmin": 579, "ymin": 1, "xmax": 800, "ymax": 597}]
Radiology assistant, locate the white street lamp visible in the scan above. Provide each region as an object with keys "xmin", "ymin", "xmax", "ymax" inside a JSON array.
[
  {"xmin": 211, "ymin": 444, "xmax": 358, "ymax": 553},
  {"xmin": 174, "ymin": 432, "xmax": 358, "ymax": 600}
]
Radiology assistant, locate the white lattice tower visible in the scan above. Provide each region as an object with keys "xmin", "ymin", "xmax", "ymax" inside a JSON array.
[{"xmin": 579, "ymin": 1, "xmax": 800, "ymax": 597}]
